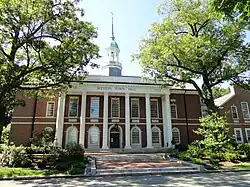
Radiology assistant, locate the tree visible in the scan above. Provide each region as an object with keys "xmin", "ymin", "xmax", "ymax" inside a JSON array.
[
  {"xmin": 0, "ymin": 0, "xmax": 99, "ymax": 141},
  {"xmin": 212, "ymin": 86, "xmax": 230, "ymax": 99},
  {"xmin": 133, "ymin": 0, "xmax": 250, "ymax": 113}
]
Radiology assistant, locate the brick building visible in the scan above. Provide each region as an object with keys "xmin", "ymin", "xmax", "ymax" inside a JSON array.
[{"xmin": 10, "ymin": 18, "xmax": 202, "ymax": 152}]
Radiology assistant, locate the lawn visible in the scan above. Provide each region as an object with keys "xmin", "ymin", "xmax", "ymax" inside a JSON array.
[
  {"xmin": 0, "ymin": 168, "xmax": 63, "ymax": 177},
  {"xmin": 224, "ymin": 162, "xmax": 250, "ymax": 170}
]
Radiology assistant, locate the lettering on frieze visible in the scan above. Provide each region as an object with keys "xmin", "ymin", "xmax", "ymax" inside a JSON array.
[{"xmin": 97, "ymin": 86, "xmax": 136, "ymax": 92}]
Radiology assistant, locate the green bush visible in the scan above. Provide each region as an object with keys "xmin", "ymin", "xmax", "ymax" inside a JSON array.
[
  {"xmin": 1, "ymin": 124, "xmax": 10, "ymax": 144},
  {"xmin": 67, "ymin": 162, "xmax": 86, "ymax": 175},
  {"xmin": 237, "ymin": 143, "xmax": 250, "ymax": 160}
]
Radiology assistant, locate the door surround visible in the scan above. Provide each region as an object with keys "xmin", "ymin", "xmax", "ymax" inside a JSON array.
[{"xmin": 108, "ymin": 124, "xmax": 123, "ymax": 148}]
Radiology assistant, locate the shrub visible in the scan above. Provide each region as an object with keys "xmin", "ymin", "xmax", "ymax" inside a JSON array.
[
  {"xmin": 1, "ymin": 124, "xmax": 10, "ymax": 145},
  {"xmin": 67, "ymin": 162, "xmax": 86, "ymax": 175},
  {"xmin": 237, "ymin": 143, "xmax": 250, "ymax": 160}
]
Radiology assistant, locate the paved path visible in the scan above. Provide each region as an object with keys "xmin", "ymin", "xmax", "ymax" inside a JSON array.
[{"xmin": 1, "ymin": 172, "xmax": 250, "ymax": 186}]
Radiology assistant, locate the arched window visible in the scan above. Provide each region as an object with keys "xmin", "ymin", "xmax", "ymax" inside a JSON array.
[
  {"xmin": 131, "ymin": 126, "xmax": 141, "ymax": 147},
  {"xmin": 88, "ymin": 126, "xmax": 99, "ymax": 148},
  {"xmin": 152, "ymin": 126, "xmax": 161, "ymax": 147},
  {"xmin": 66, "ymin": 126, "xmax": 78, "ymax": 145},
  {"xmin": 172, "ymin": 127, "xmax": 180, "ymax": 145}
]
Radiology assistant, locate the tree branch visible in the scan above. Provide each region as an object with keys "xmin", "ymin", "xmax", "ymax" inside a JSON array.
[{"xmin": 197, "ymin": 19, "xmax": 210, "ymax": 33}]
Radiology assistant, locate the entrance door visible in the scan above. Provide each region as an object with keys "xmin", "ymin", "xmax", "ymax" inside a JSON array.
[{"xmin": 110, "ymin": 133, "xmax": 120, "ymax": 148}]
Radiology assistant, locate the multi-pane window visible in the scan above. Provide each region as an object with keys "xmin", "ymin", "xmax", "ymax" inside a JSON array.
[
  {"xmin": 172, "ymin": 128, "xmax": 180, "ymax": 144},
  {"xmin": 46, "ymin": 102, "xmax": 55, "ymax": 117},
  {"xmin": 150, "ymin": 99, "xmax": 158, "ymax": 118},
  {"xmin": 131, "ymin": 98, "xmax": 139, "ymax": 118},
  {"xmin": 131, "ymin": 127, "xmax": 140, "ymax": 144},
  {"xmin": 241, "ymin": 102, "xmax": 250, "ymax": 119},
  {"xmin": 69, "ymin": 97, "xmax": 79, "ymax": 117},
  {"xmin": 66, "ymin": 126, "xmax": 78, "ymax": 145},
  {"xmin": 111, "ymin": 98, "xmax": 120, "ymax": 118},
  {"xmin": 170, "ymin": 103, "xmax": 177, "ymax": 119},
  {"xmin": 245, "ymin": 128, "xmax": 250, "ymax": 143},
  {"xmin": 152, "ymin": 127, "xmax": 160, "ymax": 144},
  {"xmin": 90, "ymin": 97, "xmax": 99, "ymax": 118},
  {"xmin": 89, "ymin": 127, "xmax": 99, "ymax": 144},
  {"xmin": 231, "ymin": 105, "xmax": 239, "ymax": 120},
  {"xmin": 234, "ymin": 128, "xmax": 243, "ymax": 143}
]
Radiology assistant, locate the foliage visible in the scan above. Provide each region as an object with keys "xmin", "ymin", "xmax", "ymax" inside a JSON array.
[
  {"xmin": 212, "ymin": 86, "xmax": 230, "ymax": 99},
  {"xmin": 30, "ymin": 128, "xmax": 55, "ymax": 147},
  {"xmin": 0, "ymin": 0, "xmax": 100, "ymax": 139},
  {"xmin": 0, "ymin": 144, "xmax": 32, "ymax": 168},
  {"xmin": 1, "ymin": 124, "xmax": 10, "ymax": 144},
  {"xmin": 133, "ymin": 0, "xmax": 250, "ymax": 113},
  {"xmin": 67, "ymin": 162, "xmax": 86, "ymax": 175},
  {"xmin": 237, "ymin": 143, "xmax": 250, "ymax": 160}
]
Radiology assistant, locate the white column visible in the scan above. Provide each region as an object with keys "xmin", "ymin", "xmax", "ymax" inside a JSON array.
[
  {"xmin": 55, "ymin": 92, "xmax": 66, "ymax": 147},
  {"xmin": 125, "ymin": 93, "xmax": 132, "ymax": 149},
  {"xmin": 165, "ymin": 93, "xmax": 172, "ymax": 148},
  {"xmin": 79, "ymin": 92, "xmax": 86, "ymax": 147},
  {"xmin": 102, "ymin": 92, "xmax": 109, "ymax": 149},
  {"xmin": 146, "ymin": 94, "xmax": 153, "ymax": 148}
]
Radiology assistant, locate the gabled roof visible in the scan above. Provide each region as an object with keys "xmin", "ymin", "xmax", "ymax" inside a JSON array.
[{"xmin": 214, "ymin": 87, "xmax": 235, "ymax": 107}]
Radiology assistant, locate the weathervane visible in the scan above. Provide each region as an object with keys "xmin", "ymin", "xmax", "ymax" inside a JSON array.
[{"xmin": 111, "ymin": 12, "xmax": 115, "ymax": 40}]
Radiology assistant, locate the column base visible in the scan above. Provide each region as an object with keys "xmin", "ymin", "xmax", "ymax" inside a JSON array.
[
  {"xmin": 124, "ymin": 145, "xmax": 132, "ymax": 149},
  {"xmin": 146, "ymin": 146, "xmax": 154, "ymax": 149},
  {"xmin": 101, "ymin": 146, "xmax": 109, "ymax": 150}
]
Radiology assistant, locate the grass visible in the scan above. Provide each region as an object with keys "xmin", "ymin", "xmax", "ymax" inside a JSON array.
[
  {"xmin": 227, "ymin": 162, "xmax": 250, "ymax": 170},
  {"xmin": 0, "ymin": 168, "xmax": 63, "ymax": 178}
]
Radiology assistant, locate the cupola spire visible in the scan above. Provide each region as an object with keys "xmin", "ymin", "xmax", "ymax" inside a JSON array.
[{"xmin": 111, "ymin": 12, "xmax": 115, "ymax": 40}]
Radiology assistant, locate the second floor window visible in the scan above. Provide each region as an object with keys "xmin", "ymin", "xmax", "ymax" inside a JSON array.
[
  {"xmin": 131, "ymin": 98, "xmax": 139, "ymax": 118},
  {"xmin": 46, "ymin": 102, "xmax": 55, "ymax": 117},
  {"xmin": 90, "ymin": 97, "xmax": 99, "ymax": 118},
  {"xmin": 69, "ymin": 97, "xmax": 79, "ymax": 117},
  {"xmin": 171, "ymin": 103, "xmax": 177, "ymax": 119},
  {"xmin": 150, "ymin": 99, "xmax": 158, "ymax": 118},
  {"xmin": 241, "ymin": 102, "xmax": 250, "ymax": 119},
  {"xmin": 111, "ymin": 98, "xmax": 120, "ymax": 117},
  {"xmin": 231, "ymin": 105, "xmax": 239, "ymax": 120}
]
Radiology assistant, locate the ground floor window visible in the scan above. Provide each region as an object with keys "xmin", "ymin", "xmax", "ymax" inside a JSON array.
[
  {"xmin": 152, "ymin": 126, "xmax": 161, "ymax": 147},
  {"xmin": 66, "ymin": 126, "xmax": 78, "ymax": 145},
  {"xmin": 245, "ymin": 128, "xmax": 250, "ymax": 143},
  {"xmin": 88, "ymin": 126, "xmax": 99, "ymax": 148},
  {"xmin": 234, "ymin": 128, "xmax": 243, "ymax": 143},
  {"xmin": 131, "ymin": 126, "xmax": 141, "ymax": 147},
  {"xmin": 172, "ymin": 127, "xmax": 180, "ymax": 145}
]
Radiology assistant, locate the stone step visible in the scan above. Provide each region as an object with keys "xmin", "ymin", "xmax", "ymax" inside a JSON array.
[{"xmin": 95, "ymin": 153, "xmax": 166, "ymax": 161}]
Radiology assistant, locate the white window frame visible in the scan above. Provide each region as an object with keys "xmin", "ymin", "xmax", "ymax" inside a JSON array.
[
  {"xmin": 245, "ymin": 128, "xmax": 250, "ymax": 143},
  {"xmin": 172, "ymin": 127, "xmax": 181, "ymax": 145},
  {"xmin": 69, "ymin": 97, "xmax": 79, "ymax": 117},
  {"xmin": 241, "ymin": 102, "xmax": 250, "ymax": 120},
  {"xmin": 150, "ymin": 99, "xmax": 159, "ymax": 118},
  {"xmin": 65, "ymin": 126, "xmax": 78, "ymax": 145},
  {"xmin": 152, "ymin": 126, "xmax": 161, "ymax": 148},
  {"xmin": 130, "ymin": 126, "xmax": 141, "ymax": 148},
  {"xmin": 111, "ymin": 98, "xmax": 120, "ymax": 118},
  {"xmin": 131, "ymin": 98, "xmax": 140, "ymax": 118},
  {"xmin": 88, "ymin": 126, "xmax": 100, "ymax": 148},
  {"xmin": 170, "ymin": 103, "xmax": 178, "ymax": 119},
  {"xmin": 90, "ymin": 97, "xmax": 100, "ymax": 118},
  {"xmin": 231, "ymin": 105, "xmax": 239, "ymax": 121},
  {"xmin": 234, "ymin": 128, "xmax": 243, "ymax": 143},
  {"xmin": 46, "ymin": 101, "xmax": 55, "ymax": 117}
]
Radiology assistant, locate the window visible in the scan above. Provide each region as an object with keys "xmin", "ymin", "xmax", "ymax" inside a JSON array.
[
  {"xmin": 111, "ymin": 98, "xmax": 120, "ymax": 118},
  {"xmin": 131, "ymin": 98, "xmax": 140, "ymax": 118},
  {"xmin": 90, "ymin": 97, "xmax": 99, "ymax": 118},
  {"xmin": 66, "ymin": 126, "xmax": 78, "ymax": 145},
  {"xmin": 245, "ymin": 128, "xmax": 250, "ymax": 143},
  {"xmin": 150, "ymin": 99, "xmax": 158, "ymax": 118},
  {"xmin": 234, "ymin": 128, "xmax": 243, "ymax": 143},
  {"xmin": 131, "ymin": 127, "xmax": 141, "ymax": 145},
  {"xmin": 231, "ymin": 105, "xmax": 239, "ymax": 120},
  {"xmin": 46, "ymin": 102, "xmax": 55, "ymax": 117},
  {"xmin": 152, "ymin": 126, "xmax": 161, "ymax": 144},
  {"xmin": 241, "ymin": 102, "xmax": 250, "ymax": 119},
  {"xmin": 69, "ymin": 97, "xmax": 79, "ymax": 117},
  {"xmin": 88, "ymin": 126, "xmax": 99, "ymax": 147},
  {"xmin": 170, "ymin": 103, "xmax": 177, "ymax": 119},
  {"xmin": 201, "ymin": 106, "xmax": 209, "ymax": 117},
  {"xmin": 172, "ymin": 128, "xmax": 180, "ymax": 144}
]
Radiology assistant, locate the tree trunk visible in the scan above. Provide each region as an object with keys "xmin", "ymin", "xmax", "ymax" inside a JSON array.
[{"xmin": 0, "ymin": 103, "xmax": 8, "ymax": 142}]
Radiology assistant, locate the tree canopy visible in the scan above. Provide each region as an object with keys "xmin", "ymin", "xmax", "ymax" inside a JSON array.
[
  {"xmin": 212, "ymin": 86, "xmax": 230, "ymax": 99},
  {"xmin": 133, "ymin": 0, "xmax": 250, "ymax": 113},
  {"xmin": 0, "ymin": 0, "xmax": 99, "ymax": 139}
]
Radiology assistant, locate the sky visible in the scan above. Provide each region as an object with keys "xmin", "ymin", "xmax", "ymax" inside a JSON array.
[{"xmin": 81, "ymin": 0, "xmax": 164, "ymax": 76}]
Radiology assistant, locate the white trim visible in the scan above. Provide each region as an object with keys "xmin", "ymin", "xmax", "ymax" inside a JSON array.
[
  {"xmin": 11, "ymin": 122, "xmax": 56, "ymax": 125},
  {"xmin": 245, "ymin": 128, "xmax": 250, "ymax": 143},
  {"xmin": 88, "ymin": 126, "xmax": 100, "ymax": 148},
  {"xmin": 130, "ymin": 126, "xmax": 142, "ymax": 148},
  {"xmin": 150, "ymin": 98, "xmax": 159, "ymax": 118},
  {"xmin": 170, "ymin": 103, "xmax": 178, "ymax": 119},
  {"xmin": 108, "ymin": 124, "xmax": 123, "ymax": 148},
  {"xmin": 68, "ymin": 96, "xmax": 79, "ymax": 117},
  {"xmin": 241, "ymin": 102, "xmax": 250, "ymax": 120},
  {"xmin": 152, "ymin": 126, "xmax": 161, "ymax": 148},
  {"xmin": 46, "ymin": 101, "xmax": 55, "ymax": 117},
  {"xmin": 111, "ymin": 98, "xmax": 120, "ymax": 118},
  {"xmin": 231, "ymin": 105, "xmax": 239, "ymax": 121},
  {"xmin": 131, "ymin": 98, "xmax": 140, "ymax": 118},
  {"xmin": 65, "ymin": 126, "xmax": 78, "ymax": 145},
  {"xmin": 90, "ymin": 97, "xmax": 100, "ymax": 118},
  {"xmin": 172, "ymin": 127, "xmax": 181, "ymax": 145},
  {"xmin": 234, "ymin": 128, "xmax": 243, "ymax": 143}
]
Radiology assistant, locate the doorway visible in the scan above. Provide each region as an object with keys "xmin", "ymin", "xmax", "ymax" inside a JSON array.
[{"xmin": 110, "ymin": 126, "xmax": 120, "ymax": 148}]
